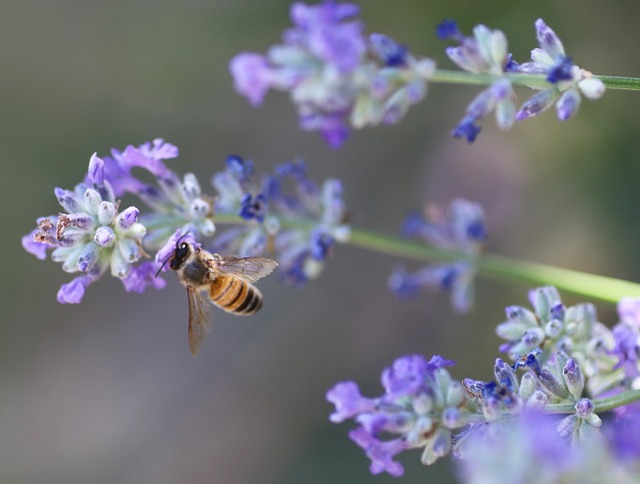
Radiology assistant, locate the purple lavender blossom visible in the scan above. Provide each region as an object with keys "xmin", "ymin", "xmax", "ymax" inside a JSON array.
[
  {"xmin": 229, "ymin": 1, "xmax": 436, "ymax": 148},
  {"xmin": 618, "ymin": 297, "xmax": 640, "ymax": 328},
  {"xmin": 98, "ymin": 138, "xmax": 177, "ymax": 197},
  {"xmin": 496, "ymin": 287, "xmax": 619, "ymax": 396},
  {"xmin": 438, "ymin": 21, "xmax": 517, "ymax": 142},
  {"xmin": 455, "ymin": 413, "xmax": 630, "ymax": 483},
  {"xmin": 209, "ymin": 156, "xmax": 350, "ymax": 286},
  {"xmin": 442, "ymin": 22, "xmax": 509, "ymax": 75},
  {"xmin": 388, "ymin": 199, "xmax": 486, "ymax": 313},
  {"xmin": 266, "ymin": 160, "xmax": 350, "ymax": 285},
  {"xmin": 604, "ymin": 298, "xmax": 640, "ymax": 396},
  {"xmin": 452, "ymin": 79, "xmax": 516, "ymax": 143},
  {"xmin": 327, "ymin": 354, "xmax": 466, "ymax": 476},
  {"xmin": 24, "ymin": 153, "xmax": 148, "ymax": 303},
  {"xmin": 121, "ymin": 261, "xmax": 167, "ymax": 293},
  {"xmin": 514, "ymin": 19, "xmax": 605, "ymax": 122}
]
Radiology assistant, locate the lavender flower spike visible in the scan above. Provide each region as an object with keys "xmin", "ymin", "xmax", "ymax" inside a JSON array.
[{"xmin": 24, "ymin": 153, "xmax": 148, "ymax": 303}]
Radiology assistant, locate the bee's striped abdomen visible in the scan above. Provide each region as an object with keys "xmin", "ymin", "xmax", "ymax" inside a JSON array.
[{"xmin": 209, "ymin": 275, "xmax": 263, "ymax": 315}]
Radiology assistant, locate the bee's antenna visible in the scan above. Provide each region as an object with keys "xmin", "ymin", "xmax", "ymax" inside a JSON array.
[{"xmin": 155, "ymin": 258, "xmax": 169, "ymax": 278}]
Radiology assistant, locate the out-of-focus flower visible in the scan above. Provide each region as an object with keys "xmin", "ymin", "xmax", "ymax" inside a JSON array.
[
  {"xmin": 327, "ymin": 355, "xmax": 465, "ymax": 477},
  {"xmin": 388, "ymin": 199, "xmax": 486, "ymax": 313},
  {"xmin": 264, "ymin": 160, "xmax": 350, "ymax": 285},
  {"xmin": 229, "ymin": 1, "xmax": 436, "ymax": 147},
  {"xmin": 210, "ymin": 156, "xmax": 350, "ymax": 286},
  {"xmin": 456, "ymin": 412, "xmax": 637, "ymax": 484},
  {"xmin": 437, "ymin": 20, "xmax": 516, "ymax": 142}
]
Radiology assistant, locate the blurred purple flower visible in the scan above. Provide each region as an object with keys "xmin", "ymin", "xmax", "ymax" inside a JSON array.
[
  {"xmin": 327, "ymin": 354, "xmax": 466, "ymax": 476},
  {"xmin": 229, "ymin": 1, "xmax": 436, "ymax": 148},
  {"xmin": 389, "ymin": 199, "xmax": 486, "ymax": 312},
  {"xmin": 514, "ymin": 19, "xmax": 605, "ymax": 122}
]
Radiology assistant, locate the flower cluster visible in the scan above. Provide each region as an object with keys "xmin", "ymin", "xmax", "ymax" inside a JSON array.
[
  {"xmin": 326, "ymin": 355, "xmax": 467, "ymax": 476},
  {"xmin": 327, "ymin": 288, "xmax": 640, "ymax": 478},
  {"xmin": 23, "ymin": 141, "xmax": 350, "ymax": 302},
  {"xmin": 437, "ymin": 18, "xmax": 604, "ymax": 141},
  {"xmin": 496, "ymin": 286, "xmax": 623, "ymax": 395},
  {"xmin": 212, "ymin": 156, "xmax": 351, "ymax": 286},
  {"xmin": 22, "ymin": 154, "xmax": 149, "ymax": 303},
  {"xmin": 230, "ymin": 0, "xmax": 436, "ymax": 147},
  {"xmin": 436, "ymin": 20, "xmax": 516, "ymax": 142},
  {"xmin": 388, "ymin": 198, "xmax": 486, "ymax": 313},
  {"xmin": 457, "ymin": 413, "xmax": 639, "ymax": 484},
  {"xmin": 230, "ymin": 1, "xmax": 606, "ymax": 146},
  {"xmin": 511, "ymin": 19, "xmax": 606, "ymax": 122}
]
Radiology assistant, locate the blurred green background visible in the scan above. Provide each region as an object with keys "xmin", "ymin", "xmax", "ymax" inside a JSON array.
[{"xmin": 3, "ymin": 0, "xmax": 640, "ymax": 482}]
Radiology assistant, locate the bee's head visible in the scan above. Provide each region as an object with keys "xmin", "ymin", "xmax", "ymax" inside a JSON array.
[
  {"xmin": 170, "ymin": 240, "xmax": 191, "ymax": 270},
  {"xmin": 155, "ymin": 232, "xmax": 193, "ymax": 277}
]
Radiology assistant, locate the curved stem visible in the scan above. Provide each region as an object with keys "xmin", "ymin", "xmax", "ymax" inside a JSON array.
[
  {"xmin": 348, "ymin": 228, "xmax": 640, "ymax": 303},
  {"xmin": 212, "ymin": 214, "xmax": 640, "ymax": 303}
]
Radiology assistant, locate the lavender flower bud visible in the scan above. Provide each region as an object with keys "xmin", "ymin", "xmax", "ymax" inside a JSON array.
[
  {"xmin": 94, "ymin": 226, "xmax": 115, "ymax": 247},
  {"xmin": 526, "ymin": 389, "xmax": 548, "ymax": 410},
  {"xmin": 556, "ymin": 88, "xmax": 581, "ymax": 121},
  {"xmin": 562, "ymin": 358, "xmax": 585, "ymax": 400},
  {"xmin": 539, "ymin": 368, "xmax": 569, "ymax": 399},
  {"xmin": 97, "ymin": 201, "xmax": 117, "ymax": 226},
  {"xmin": 116, "ymin": 207, "xmax": 140, "ymax": 230},
  {"xmin": 518, "ymin": 372, "xmax": 538, "ymax": 400},
  {"xmin": 545, "ymin": 319, "xmax": 564, "ymax": 338}
]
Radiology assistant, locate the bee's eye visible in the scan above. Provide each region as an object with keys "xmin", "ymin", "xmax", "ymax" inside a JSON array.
[{"xmin": 180, "ymin": 243, "xmax": 189, "ymax": 250}]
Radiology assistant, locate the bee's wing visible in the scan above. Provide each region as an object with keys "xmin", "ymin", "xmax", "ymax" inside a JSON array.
[
  {"xmin": 187, "ymin": 286, "xmax": 212, "ymax": 356},
  {"xmin": 209, "ymin": 255, "xmax": 278, "ymax": 283}
]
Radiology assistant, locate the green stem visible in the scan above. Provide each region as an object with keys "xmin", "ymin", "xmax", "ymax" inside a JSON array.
[
  {"xmin": 595, "ymin": 75, "xmax": 640, "ymax": 92},
  {"xmin": 544, "ymin": 389, "xmax": 640, "ymax": 414},
  {"xmin": 212, "ymin": 214, "xmax": 640, "ymax": 303},
  {"xmin": 429, "ymin": 69, "xmax": 640, "ymax": 92},
  {"xmin": 349, "ymin": 228, "xmax": 640, "ymax": 303}
]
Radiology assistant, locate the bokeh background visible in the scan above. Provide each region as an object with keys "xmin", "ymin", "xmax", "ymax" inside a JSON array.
[{"xmin": 3, "ymin": 0, "xmax": 640, "ymax": 482}]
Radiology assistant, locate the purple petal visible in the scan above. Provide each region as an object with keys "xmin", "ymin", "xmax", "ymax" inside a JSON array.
[
  {"xmin": 618, "ymin": 297, "xmax": 640, "ymax": 328},
  {"xmin": 121, "ymin": 261, "xmax": 167, "ymax": 293},
  {"xmin": 57, "ymin": 275, "xmax": 94, "ymax": 304},
  {"xmin": 326, "ymin": 381, "xmax": 377, "ymax": 422},
  {"xmin": 117, "ymin": 206, "xmax": 140, "ymax": 230},
  {"xmin": 348, "ymin": 428, "xmax": 407, "ymax": 477},
  {"xmin": 22, "ymin": 230, "xmax": 50, "ymax": 260},
  {"xmin": 229, "ymin": 53, "xmax": 273, "ymax": 106},
  {"xmin": 138, "ymin": 138, "xmax": 179, "ymax": 160},
  {"xmin": 87, "ymin": 153, "xmax": 105, "ymax": 186}
]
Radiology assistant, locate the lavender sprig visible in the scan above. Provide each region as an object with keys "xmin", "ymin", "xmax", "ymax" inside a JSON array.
[
  {"xmin": 230, "ymin": 2, "xmax": 608, "ymax": 145},
  {"xmin": 23, "ymin": 141, "xmax": 352, "ymax": 301},
  {"xmin": 512, "ymin": 19, "xmax": 605, "ymax": 121},
  {"xmin": 327, "ymin": 288, "xmax": 640, "ymax": 478}
]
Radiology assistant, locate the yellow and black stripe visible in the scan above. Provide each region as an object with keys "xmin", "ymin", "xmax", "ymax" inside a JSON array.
[{"xmin": 209, "ymin": 275, "xmax": 263, "ymax": 315}]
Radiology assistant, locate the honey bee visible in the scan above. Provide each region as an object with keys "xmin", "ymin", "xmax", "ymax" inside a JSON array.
[{"xmin": 161, "ymin": 236, "xmax": 278, "ymax": 356}]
